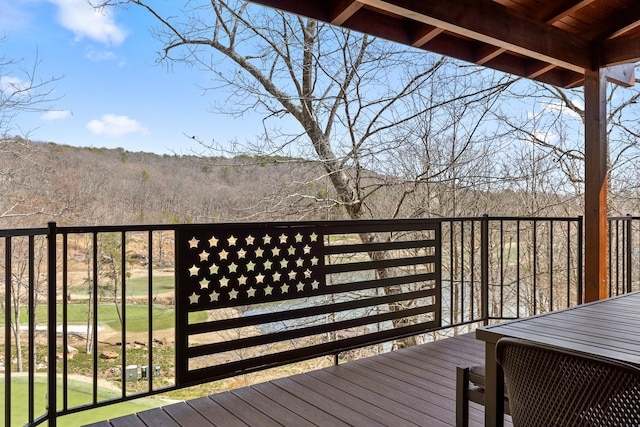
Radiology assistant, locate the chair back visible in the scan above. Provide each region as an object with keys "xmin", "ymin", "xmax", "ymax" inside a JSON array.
[{"xmin": 496, "ymin": 337, "xmax": 640, "ymax": 427}]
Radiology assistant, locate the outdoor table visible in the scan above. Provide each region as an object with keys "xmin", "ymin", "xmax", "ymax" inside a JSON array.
[{"xmin": 476, "ymin": 291, "xmax": 640, "ymax": 427}]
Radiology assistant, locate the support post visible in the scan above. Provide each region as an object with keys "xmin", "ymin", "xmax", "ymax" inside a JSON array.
[{"xmin": 583, "ymin": 69, "xmax": 608, "ymax": 302}]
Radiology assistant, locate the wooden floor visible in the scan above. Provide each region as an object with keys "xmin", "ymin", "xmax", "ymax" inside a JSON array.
[{"xmin": 85, "ymin": 333, "xmax": 512, "ymax": 426}]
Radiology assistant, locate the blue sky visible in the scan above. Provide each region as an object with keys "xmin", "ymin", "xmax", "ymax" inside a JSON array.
[{"xmin": 1, "ymin": 0, "xmax": 263, "ymax": 155}]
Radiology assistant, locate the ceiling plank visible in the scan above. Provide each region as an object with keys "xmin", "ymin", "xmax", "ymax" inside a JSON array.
[
  {"xmin": 536, "ymin": 0, "xmax": 597, "ymax": 24},
  {"xmin": 357, "ymin": 0, "xmax": 591, "ymax": 72},
  {"xmin": 475, "ymin": 46, "xmax": 507, "ymax": 65},
  {"xmin": 601, "ymin": 3, "xmax": 640, "ymax": 40},
  {"xmin": 603, "ymin": 33, "xmax": 640, "ymax": 66}
]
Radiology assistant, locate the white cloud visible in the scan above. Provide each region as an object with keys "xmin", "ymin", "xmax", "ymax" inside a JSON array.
[
  {"xmin": 0, "ymin": 76, "xmax": 29, "ymax": 96},
  {"xmin": 41, "ymin": 110, "xmax": 72, "ymax": 121},
  {"xmin": 48, "ymin": 0, "xmax": 127, "ymax": 46},
  {"xmin": 87, "ymin": 114, "xmax": 149, "ymax": 136},
  {"xmin": 86, "ymin": 49, "xmax": 118, "ymax": 62},
  {"xmin": 540, "ymin": 99, "xmax": 582, "ymax": 119}
]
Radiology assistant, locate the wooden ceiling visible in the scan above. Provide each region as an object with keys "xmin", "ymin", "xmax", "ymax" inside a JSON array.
[{"xmin": 247, "ymin": 0, "xmax": 640, "ymax": 88}]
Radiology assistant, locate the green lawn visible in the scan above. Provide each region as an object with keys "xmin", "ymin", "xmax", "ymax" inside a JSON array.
[
  {"xmin": 2, "ymin": 376, "xmax": 167, "ymax": 426},
  {"xmin": 68, "ymin": 274, "xmax": 174, "ymax": 297}
]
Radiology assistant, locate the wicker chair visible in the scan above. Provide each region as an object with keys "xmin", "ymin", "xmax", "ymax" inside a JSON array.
[
  {"xmin": 456, "ymin": 365, "xmax": 509, "ymax": 427},
  {"xmin": 496, "ymin": 337, "xmax": 640, "ymax": 427}
]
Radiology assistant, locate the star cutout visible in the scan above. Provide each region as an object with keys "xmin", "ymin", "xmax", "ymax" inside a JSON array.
[
  {"xmin": 247, "ymin": 287, "xmax": 256, "ymax": 298},
  {"xmin": 255, "ymin": 273, "xmax": 265, "ymax": 284},
  {"xmin": 279, "ymin": 233, "xmax": 288, "ymax": 244},
  {"xmin": 311, "ymin": 280, "xmax": 320, "ymax": 290},
  {"xmin": 245, "ymin": 235, "xmax": 255, "ymax": 246},
  {"xmin": 255, "ymin": 247, "xmax": 264, "ymax": 258},
  {"xmin": 219, "ymin": 277, "xmax": 229, "ymax": 287},
  {"xmin": 208, "ymin": 236, "xmax": 219, "ymax": 247},
  {"xmin": 264, "ymin": 260, "xmax": 273, "ymax": 270},
  {"xmin": 271, "ymin": 247, "xmax": 281, "ymax": 257},
  {"xmin": 303, "ymin": 245, "xmax": 311, "ymax": 254},
  {"xmin": 265, "ymin": 285, "xmax": 273, "ymax": 295},
  {"xmin": 189, "ymin": 265, "xmax": 199, "ymax": 277},
  {"xmin": 247, "ymin": 261, "xmax": 256, "ymax": 271},
  {"xmin": 188, "ymin": 237, "xmax": 199, "ymax": 249},
  {"xmin": 199, "ymin": 250, "xmax": 210, "ymax": 262},
  {"xmin": 238, "ymin": 275, "xmax": 247, "ymax": 286},
  {"xmin": 237, "ymin": 248, "xmax": 247, "ymax": 259},
  {"xmin": 199, "ymin": 278, "xmax": 209, "ymax": 290},
  {"xmin": 288, "ymin": 246, "xmax": 296, "ymax": 256},
  {"xmin": 211, "ymin": 291, "xmax": 220, "ymax": 301},
  {"xmin": 228, "ymin": 262, "xmax": 238, "ymax": 273},
  {"xmin": 310, "ymin": 232, "xmax": 318, "ymax": 242},
  {"xmin": 297, "ymin": 282, "xmax": 305, "ymax": 292},
  {"xmin": 296, "ymin": 258, "xmax": 304, "ymax": 267},
  {"xmin": 189, "ymin": 293, "xmax": 199, "ymax": 305},
  {"xmin": 288, "ymin": 270, "xmax": 297, "ymax": 280},
  {"xmin": 219, "ymin": 249, "xmax": 229, "ymax": 260},
  {"xmin": 227, "ymin": 235, "xmax": 237, "ymax": 246},
  {"xmin": 263, "ymin": 234, "xmax": 272, "ymax": 245},
  {"xmin": 304, "ymin": 269, "xmax": 312, "ymax": 278},
  {"xmin": 209, "ymin": 265, "xmax": 219, "ymax": 275},
  {"xmin": 280, "ymin": 259, "xmax": 289, "ymax": 269},
  {"xmin": 311, "ymin": 256, "xmax": 319, "ymax": 266},
  {"xmin": 281, "ymin": 284, "xmax": 290, "ymax": 293},
  {"xmin": 229, "ymin": 289, "xmax": 239, "ymax": 300},
  {"xmin": 295, "ymin": 233, "xmax": 303, "ymax": 243},
  {"xmin": 273, "ymin": 272, "xmax": 281, "ymax": 282}
]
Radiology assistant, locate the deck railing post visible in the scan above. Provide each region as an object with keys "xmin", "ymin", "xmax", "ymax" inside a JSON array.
[
  {"xmin": 481, "ymin": 214, "xmax": 489, "ymax": 325},
  {"xmin": 578, "ymin": 216, "xmax": 584, "ymax": 305},
  {"xmin": 47, "ymin": 222, "xmax": 58, "ymax": 427},
  {"xmin": 626, "ymin": 214, "xmax": 632, "ymax": 294}
]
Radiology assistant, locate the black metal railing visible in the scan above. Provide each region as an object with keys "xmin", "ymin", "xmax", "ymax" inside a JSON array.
[{"xmin": 0, "ymin": 215, "xmax": 629, "ymax": 426}]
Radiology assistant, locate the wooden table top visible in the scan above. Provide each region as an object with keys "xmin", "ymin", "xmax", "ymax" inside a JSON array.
[{"xmin": 476, "ymin": 292, "xmax": 640, "ymax": 365}]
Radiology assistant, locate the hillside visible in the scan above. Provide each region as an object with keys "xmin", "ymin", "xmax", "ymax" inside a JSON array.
[{"xmin": 0, "ymin": 139, "xmax": 340, "ymax": 228}]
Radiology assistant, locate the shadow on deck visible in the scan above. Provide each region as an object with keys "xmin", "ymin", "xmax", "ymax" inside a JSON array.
[{"xmin": 85, "ymin": 333, "xmax": 512, "ymax": 426}]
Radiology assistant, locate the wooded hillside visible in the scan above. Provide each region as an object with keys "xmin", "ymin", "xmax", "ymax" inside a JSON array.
[{"xmin": 0, "ymin": 137, "xmax": 587, "ymax": 229}]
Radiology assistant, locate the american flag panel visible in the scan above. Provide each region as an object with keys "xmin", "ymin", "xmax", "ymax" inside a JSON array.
[{"xmin": 177, "ymin": 227, "xmax": 326, "ymax": 310}]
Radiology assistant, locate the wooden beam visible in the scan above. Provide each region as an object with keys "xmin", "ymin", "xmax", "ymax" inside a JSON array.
[
  {"xmin": 537, "ymin": 0, "xmax": 596, "ymax": 24},
  {"xmin": 602, "ymin": 33, "xmax": 640, "ymax": 67},
  {"xmin": 331, "ymin": 0, "xmax": 363, "ymax": 26},
  {"xmin": 475, "ymin": 46, "xmax": 506, "ymax": 65},
  {"xmin": 583, "ymin": 68, "xmax": 608, "ymax": 303},
  {"xmin": 357, "ymin": 0, "xmax": 591, "ymax": 72}
]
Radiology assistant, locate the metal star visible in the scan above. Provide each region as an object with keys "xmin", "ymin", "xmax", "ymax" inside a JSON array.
[
  {"xmin": 247, "ymin": 287, "xmax": 256, "ymax": 298},
  {"xmin": 219, "ymin": 249, "xmax": 229, "ymax": 260},
  {"xmin": 311, "ymin": 280, "xmax": 320, "ymax": 290},
  {"xmin": 211, "ymin": 291, "xmax": 220, "ymax": 301},
  {"xmin": 311, "ymin": 256, "xmax": 319, "ymax": 266},
  {"xmin": 199, "ymin": 250, "xmax": 210, "ymax": 262},
  {"xmin": 229, "ymin": 289, "xmax": 239, "ymax": 300},
  {"xmin": 237, "ymin": 248, "xmax": 247, "ymax": 259},
  {"xmin": 245, "ymin": 235, "xmax": 255, "ymax": 246},
  {"xmin": 288, "ymin": 270, "xmax": 297, "ymax": 280},
  {"xmin": 264, "ymin": 260, "xmax": 273, "ymax": 270},
  {"xmin": 189, "ymin": 293, "xmax": 199, "ymax": 305},
  {"xmin": 209, "ymin": 265, "xmax": 219, "ymax": 275},
  {"xmin": 288, "ymin": 246, "xmax": 296, "ymax": 256},
  {"xmin": 219, "ymin": 277, "xmax": 229, "ymax": 288},
  {"xmin": 304, "ymin": 269, "xmax": 312, "ymax": 278},
  {"xmin": 255, "ymin": 273, "xmax": 265, "ymax": 284},
  {"xmin": 296, "ymin": 258, "xmax": 304, "ymax": 267},
  {"xmin": 280, "ymin": 259, "xmax": 289, "ymax": 269},
  {"xmin": 281, "ymin": 284, "xmax": 290, "ymax": 293},
  {"xmin": 310, "ymin": 232, "xmax": 318, "ymax": 242},
  {"xmin": 238, "ymin": 275, "xmax": 248, "ymax": 286},
  {"xmin": 227, "ymin": 235, "xmax": 238, "ymax": 246},
  {"xmin": 265, "ymin": 285, "xmax": 273, "ymax": 295},
  {"xmin": 199, "ymin": 278, "xmax": 209, "ymax": 290},
  {"xmin": 279, "ymin": 233, "xmax": 288, "ymax": 244},
  {"xmin": 255, "ymin": 247, "xmax": 264, "ymax": 258},
  {"xmin": 303, "ymin": 245, "xmax": 311, "ymax": 254},
  {"xmin": 208, "ymin": 236, "xmax": 219, "ymax": 247},
  {"xmin": 247, "ymin": 261, "xmax": 256, "ymax": 271},
  {"xmin": 228, "ymin": 262, "xmax": 238, "ymax": 273},
  {"xmin": 295, "ymin": 233, "xmax": 303, "ymax": 243},
  {"xmin": 271, "ymin": 247, "xmax": 281, "ymax": 257},
  {"xmin": 263, "ymin": 234, "xmax": 272, "ymax": 245},
  {"xmin": 189, "ymin": 265, "xmax": 199, "ymax": 277},
  {"xmin": 273, "ymin": 272, "xmax": 281, "ymax": 282},
  {"xmin": 297, "ymin": 282, "xmax": 305, "ymax": 292},
  {"xmin": 188, "ymin": 237, "xmax": 199, "ymax": 249}
]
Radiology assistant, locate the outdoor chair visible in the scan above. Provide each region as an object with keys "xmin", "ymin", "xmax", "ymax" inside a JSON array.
[
  {"xmin": 496, "ymin": 337, "xmax": 640, "ymax": 427},
  {"xmin": 456, "ymin": 364, "xmax": 509, "ymax": 427}
]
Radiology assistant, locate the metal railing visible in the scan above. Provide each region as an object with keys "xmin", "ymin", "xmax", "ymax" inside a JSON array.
[{"xmin": 0, "ymin": 214, "xmax": 618, "ymax": 426}]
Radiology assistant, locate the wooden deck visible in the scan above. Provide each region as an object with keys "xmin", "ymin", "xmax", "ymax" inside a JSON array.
[{"xmin": 85, "ymin": 333, "xmax": 512, "ymax": 426}]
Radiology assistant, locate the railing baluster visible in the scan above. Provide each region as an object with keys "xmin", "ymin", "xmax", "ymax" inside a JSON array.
[
  {"xmin": 5, "ymin": 235, "xmax": 12, "ymax": 427},
  {"xmin": 47, "ymin": 222, "xmax": 58, "ymax": 427}
]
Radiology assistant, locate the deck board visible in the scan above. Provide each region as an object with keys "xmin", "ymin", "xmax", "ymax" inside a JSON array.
[{"xmin": 85, "ymin": 333, "xmax": 512, "ymax": 426}]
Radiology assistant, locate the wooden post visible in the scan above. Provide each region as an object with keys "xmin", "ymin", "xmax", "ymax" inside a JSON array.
[{"xmin": 583, "ymin": 68, "xmax": 608, "ymax": 302}]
